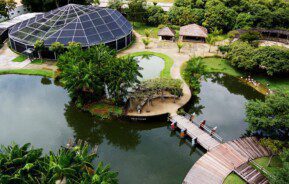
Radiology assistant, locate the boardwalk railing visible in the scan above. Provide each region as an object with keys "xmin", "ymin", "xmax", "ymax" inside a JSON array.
[
  {"xmin": 250, "ymin": 160, "xmax": 276, "ymax": 180},
  {"xmin": 184, "ymin": 113, "xmax": 223, "ymax": 143}
]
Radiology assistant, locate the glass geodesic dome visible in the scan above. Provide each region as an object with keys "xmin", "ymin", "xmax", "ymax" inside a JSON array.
[{"xmin": 9, "ymin": 4, "xmax": 132, "ymax": 59}]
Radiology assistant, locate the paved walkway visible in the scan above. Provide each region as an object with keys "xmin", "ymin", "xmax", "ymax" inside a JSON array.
[
  {"xmin": 120, "ymin": 31, "xmax": 217, "ymax": 116},
  {"xmin": 0, "ymin": 43, "xmax": 30, "ymax": 70}
]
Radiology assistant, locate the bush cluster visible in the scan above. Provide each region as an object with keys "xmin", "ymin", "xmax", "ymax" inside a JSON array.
[{"xmin": 227, "ymin": 41, "xmax": 289, "ymax": 76}]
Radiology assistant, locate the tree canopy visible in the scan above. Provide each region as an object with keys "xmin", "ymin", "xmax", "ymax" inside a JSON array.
[
  {"xmin": 57, "ymin": 44, "xmax": 141, "ymax": 106},
  {"xmin": 245, "ymin": 91, "xmax": 289, "ymax": 139},
  {"xmin": 227, "ymin": 41, "xmax": 289, "ymax": 76}
]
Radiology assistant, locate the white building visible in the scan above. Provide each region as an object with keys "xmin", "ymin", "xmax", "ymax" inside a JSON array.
[{"xmin": 0, "ymin": 0, "xmax": 28, "ymax": 22}]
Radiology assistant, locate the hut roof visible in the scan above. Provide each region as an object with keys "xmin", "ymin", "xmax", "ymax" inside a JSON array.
[
  {"xmin": 179, "ymin": 24, "xmax": 208, "ymax": 38},
  {"xmin": 158, "ymin": 27, "xmax": 176, "ymax": 37}
]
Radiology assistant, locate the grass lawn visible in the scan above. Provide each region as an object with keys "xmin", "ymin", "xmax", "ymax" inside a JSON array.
[
  {"xmin": 31, "ymin": 59, "xmax": 46, "ymax": 64},
  {"xmin": 131, "ymin": 22, "xmax": 159, "ymax": 38},
  {"xmin": 223, "ymin": 173, "xmax": 245, "ymax": 184},
  {"xmin": 251, "ymin": 156, "xmax": 282, "ymax": 179},
  {"xmin": 12, "ymin": 55, "xmax": 28, "ymax": 62},
  {"xmin": 0, "ymin": 69, "xmax": 54, "ymax": 78},
  {"xmin": 124, "ymin": 51, "xmax": 174, "ymax": 78},
  {"xmin": 200, "ymin": 57, "xmax": 289, "ymax": 93},
  {"xmin": 201, "ymin": 57, "xmax": 242, "ymax": 77}
]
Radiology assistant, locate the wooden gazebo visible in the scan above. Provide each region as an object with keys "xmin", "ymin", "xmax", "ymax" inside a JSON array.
[
  {"xmin": 158, "ymin": 27, "xmax": 176, "ymax": 41},
  {"xmin": 179, "ymin": 24, "xmax": 208, "ymax": 42}
]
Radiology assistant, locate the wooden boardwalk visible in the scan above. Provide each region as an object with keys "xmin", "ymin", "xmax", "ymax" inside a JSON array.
[
  {"xmin": 235, "ymin": 163, "xmax": 269, "ymax": 184},
  {"xmin": 171, "ymin": 115, "xmax": 221, "ymax": 151},
  {"xmin": 183, "ymin": 137, "xmax": 271, "ymax": 184}
]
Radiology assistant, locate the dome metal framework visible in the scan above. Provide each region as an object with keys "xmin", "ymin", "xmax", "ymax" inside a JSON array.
[{"xmin": 9, "ymin": 4, "xmax": 132, "ymax": 59}]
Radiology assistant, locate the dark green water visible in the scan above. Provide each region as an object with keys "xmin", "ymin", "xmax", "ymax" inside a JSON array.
[{"xmin": 0, "ymin": 74, "xmax": 263, "ymax": 183}]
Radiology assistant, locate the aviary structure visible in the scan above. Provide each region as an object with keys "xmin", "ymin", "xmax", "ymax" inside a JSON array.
[{"xmin": 9, "ymin": 4, "xmax": 132, "ymax": 59}]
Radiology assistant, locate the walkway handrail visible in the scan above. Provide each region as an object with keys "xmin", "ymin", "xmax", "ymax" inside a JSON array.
[
  {"xmin": 184, "ymin": 113, "xmax": 223, "ymax": 143},
  {"xmin": 250, "ymin": 160, "xmax": 276, "ymax": 180}
]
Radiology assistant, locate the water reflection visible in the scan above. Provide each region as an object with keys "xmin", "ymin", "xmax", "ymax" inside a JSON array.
[
  {"xmin": 185, "ymin": 74, "xmax": 264, "ymax": 141},
  {"xmin": 0, "ymin": 74, "xmax": 199, "ymax": 184},
  {"xmin": 135, "ymin": 55, "xmax": 165, "ymax": 80}
]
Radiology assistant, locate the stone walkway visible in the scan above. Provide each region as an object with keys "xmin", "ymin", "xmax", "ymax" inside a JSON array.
[
  {"xmin": 0, "ymin": 43, "xmax": 31, "ymax": 70},
  {"xmin": 120, "ymin": 31, "xmax": 217, "ymax": 116}
]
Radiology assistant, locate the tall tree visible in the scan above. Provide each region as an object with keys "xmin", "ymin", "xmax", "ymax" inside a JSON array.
[{"xmin": 245, "ymin": 91, "xmax": 289, "ymax": 139}]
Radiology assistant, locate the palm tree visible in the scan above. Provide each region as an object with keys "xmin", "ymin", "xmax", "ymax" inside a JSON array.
[
  {"xmin": 142, "ymin": 38, "xmax": 151, "ymax": 49},
  {"xmin": 177, "ymin": 41, "xmax": 183, "ymax": 53},
  {"xmin": 144, "ymin": 29, "xmax": 151, "ymax": 38},
  {"xmin": 206, "ymin": 35, "xmax": 216, "ymax": 53}
]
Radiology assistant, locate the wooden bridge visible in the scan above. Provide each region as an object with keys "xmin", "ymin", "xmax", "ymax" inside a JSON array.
[
  {"xmin": 170, "ymin": 114, "xmax": 222, "ymax": 151},
  {"xmin": 183, "ymin": 137, "xmax": 271, "ymax": 184},
  {"xmin": 169, "ymin": 114, "xmax": 271, "ymax": 184}
]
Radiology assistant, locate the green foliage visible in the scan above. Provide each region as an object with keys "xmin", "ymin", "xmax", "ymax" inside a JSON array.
[
  {"xmin": 177, "ymin": 41, "xmax": 183, "ymax": 53},
  {"xmin": 252, "ymin": 46, "xmax": 289, "ymax": 76},
  {"xmin": 245, "ymin": 91, "xmax": 289, "ymax": 138},
  {"xmin": 227, "ymin": 42, "xmax": 289, "ymax": 76},
  {"xmin": 218, "ymin": 45, "xmax": 230, "ymax": 54},
  {"xmin": 108, "ymin": 0, "xmax": 123, "ymax": 12},
  {"xmin": 203, "ymin": 2, "xmax": 237, "ymax": 32},
  {"xmin": 126, "ymin": 0, "xmax": 147, "ymax": 22},
  {"xmin": 49, "ymin": 42, "xmax": 65, "ymax": 59},
  {"xmin": 131, "ymin": 78, "xmax": 183, "ymax": 100},
  {"xmin": 240, "ymin": 31, "xmax": 261, "ymax": 43},
  {"xmin": 227, "ymin": 41, "xmax": 257, "ymax": 70},
  {"xmin": 0, "ymin": 142, "xmax": 118, "ymax": 184},
  {"xmin": 67, "ymin": 41, "xmax": 81, "ymax": 51},
  {"xmin": 223, "ymin": 173, "xmax": 245, "ymax": 184},
  {"xmin": 34, "ymin": 40, "xmax": 45, "ymax": 52},
  {"xmin": 234, "ymin": 13, "xmax": 254, "ymax": 29},
  {"xmin": 168, "ymin": 7, "xmax": 195, "ymax": 26},
  {"xmin": 142, "ymin": 38, "xmax": 151, "ymax": 49},
  {"xmin": 145, "ymin": 5, "xmax": 167, "ymax": 26},
  {"xmin": 183, "ymin": 57, "xmax": 208, "ymax": 94},
  {"xmin": 57, "ymin": 44, "xmax": 141, "ymax": 106}
]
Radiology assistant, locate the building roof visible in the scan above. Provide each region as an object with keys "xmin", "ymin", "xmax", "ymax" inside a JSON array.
[
  {"xmin": 158, "ymin": 27, "xmax": 175, "ymax": 37},
  {"xmin": 0, "ymin": 13, "xmax": 42, "ymax": 29},
  {"xmin": 179, "ymin": 24, "xmax": 208, "ymax": 38},
  {"xmin": 9, "ymin": 4, "xmax": 132, "ymax": 46}
]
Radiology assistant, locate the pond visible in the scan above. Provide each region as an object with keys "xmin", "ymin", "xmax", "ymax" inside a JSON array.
[
  {"xmin": 0, "ymin": 74, "xmax": 263, "ymax": 183},
  {"xmin": 184, "ymin": 73, "xmax": 264, "ymax": 141},
  {"xmin": 135, "ymin": 55, "xmax": 165, "ymax": 80},
  {"xmin": 0, "ymin": 74, "xmax": 200, "ymax": 184}
]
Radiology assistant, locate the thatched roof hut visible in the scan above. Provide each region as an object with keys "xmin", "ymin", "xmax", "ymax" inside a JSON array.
[
  {"xmin": 179, "ymin": 24, "xmax": 208, "ymax": 42},
  {"xmin": 158, "ymin": 27, "xmax": 176, "ymax": 41}
]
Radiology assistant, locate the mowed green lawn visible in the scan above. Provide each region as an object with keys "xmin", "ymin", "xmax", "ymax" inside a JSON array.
[
  {"xmin": 201, "ymin": 57, "xmax": 289, "ymax": 93},
  {"xmin": 131, "ymin": 22, "xmax": 159, "ymax": 38}
]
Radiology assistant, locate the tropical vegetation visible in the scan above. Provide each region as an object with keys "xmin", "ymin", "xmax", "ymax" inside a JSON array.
[
  {"xmin": 226, "ymin": 41, "xmax": 289, "ymax": 76},
  {"xmin": 183, "ymin": 57, "xmax": 208, "ymax": 94},
  {"xmin": 57, "ymin": 44, "xmax": 141, "ymax": 107},
  {"xmin": 245, "ymin": 91, "xmax": 289, "ymax": 139},
  {"xmin": 0, "ymin": 142, "xmax": 118, "ymax": 183}
]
